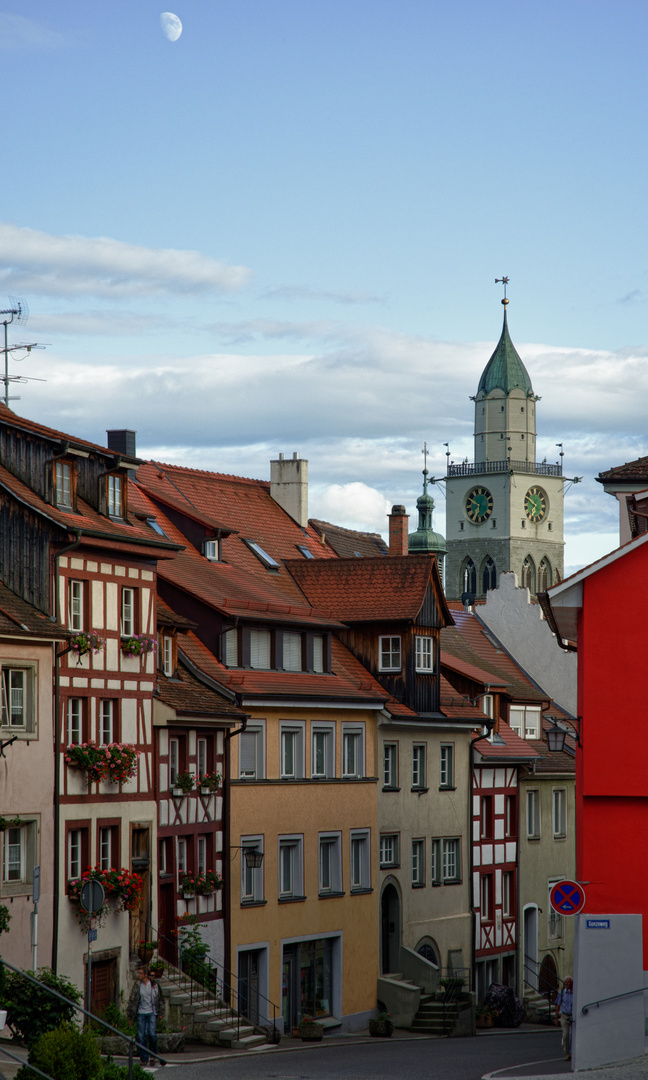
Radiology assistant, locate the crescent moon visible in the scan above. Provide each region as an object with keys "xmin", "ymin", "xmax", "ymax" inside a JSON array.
[{"xmin": 160, "ymin": 12, "xmax": 182, "ymax": 41}]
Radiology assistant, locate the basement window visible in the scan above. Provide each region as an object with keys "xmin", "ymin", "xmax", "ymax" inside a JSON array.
[{"xmin": 244, "ymin": 540, "xmax": 280, "ymax": 570}]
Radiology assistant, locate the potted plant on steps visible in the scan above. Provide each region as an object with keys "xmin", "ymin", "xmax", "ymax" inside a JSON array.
[
  {"xmin": 138, "ymin": 940, "xmax": 158, "ymax": 964},
  {"xmin": 476, "ymin": 1005, "xmax": 495, "ymax": 1028},
  {"xmin": 369, "ymin": 1011, "xmax": 394, "ymax": 1037},
  {"xmin": 298, "ymin": 1016, "xmax": 324, "ymax": 1041}
]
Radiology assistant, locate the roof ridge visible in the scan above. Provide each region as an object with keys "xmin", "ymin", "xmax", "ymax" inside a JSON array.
[{"xmin": 141, "ymin": 460, "xmax": 269, "ymax": 486}]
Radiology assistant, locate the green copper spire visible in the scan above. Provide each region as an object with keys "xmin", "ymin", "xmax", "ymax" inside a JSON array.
[
  {"xmin": 477, "ymin": 305, "xmax": 533, "ymax": 397},
  {"xmin": 408, "ymin": 445, "xmax": 447, "ymax": 559}
]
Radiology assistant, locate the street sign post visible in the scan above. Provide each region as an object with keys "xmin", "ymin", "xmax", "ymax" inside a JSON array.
[{"xmin": 550, "ymin": 879, "xmax": 586, "ymax": 916}]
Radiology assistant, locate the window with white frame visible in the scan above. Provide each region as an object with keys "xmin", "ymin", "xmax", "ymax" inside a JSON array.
[
  {"xmin": 278, "ymin": 836, "xmax": 304, "ymax": 899},
  {"xmin": 68, "ymin": 580, "xmax": 84, "ymax": 632},
  {"xmin": 505, "ymin": 793, "xmax": 517, "ymax": 837},
  {"xmin": 412, "ymin": 839, "xmax": 425, "ymax": 886},
  {"xmin": 249, "ymin": 629, "xmax": 271, "ymax": 669},
  {"xmin": 67, "ymin": 827, "xmax": 86, "ymax": 881},
  {"xmin": 197, "ymin": 835, "xmax": 207, "ymax": 876},
  {"xmin": 552, "ymin": 788, "xmax": 567, "ymax": 838},
  {"xmin": 379, "ymin": 636, "xmax": 401, "ymax": 671},
  {"xmin": 55, "ymin": 461, "xmax": 74, "ymax": 509},
  {"xmin": 379, "ymin": 833, "xmax": 399, "ymax": 868},
  {"xmin": 282, "ymin": 632, "xmax": 303, "ymax": 672},
  {"xmin": 67, "ymin": 699, "xmax": 83, "ymax": 745},
  {"xmin": 527, "ymin": 789, "xmax": 541, "ymax": 839},
  {"xmin": 480, "ymin": 872, "xmax": 494, "ymax": 920},
  {"xmin": 169, "ymin": 738, "xmax": 179, "ymax": 788},
  {"xmin": 204, "ymin": 539, "xmax": 221, "ymax": 560},
  {"xmin": 241, "ymin": 836, "xmax": 264, "ymax": 903},
  {"xmin": 430, "ymin": 838, "xmax": 441, "ymax": 884},
  {"xmin": 312, "ymin": 635, "xmax": 324, "ymax": 673},
  {"xmin": 342, "ymin": 725, "xmax": 365, "ymax": 778},
  {"xmin": 239, "ymin": 724, "xmax": 264, "ymax": 779},
  {"xmin": 415, "ymin": 636, "xmax": 434, "ymax": 672},
  {"xmin": 280, "ymin": 723, "xmax": 304, "ymax": 779},
  {"xmin": 509, "ymin": 705, "xmax": 541, "ymax": 739},
  {"xmin": 383, "ymin": 743, "xmax": 398, "ymax": 788},
  {"xmin": 502, "ymin": 871, "xmax": 514, "ymax": 917},
  {"xmin": 163, "ymin": 636, "xmax": 174, "ymax": 676},
  {"xmin": 311, "ymin": 724, "xmax": 334, "ymax": 779},
  {"xmin": 2, "ymin": 821, "xmax": 36, "ymax": 893},
  {"xmin": 319, "ymin": 833, "xmax": 342, "ymax": 895},
  {"xmin": 99, "ymin": 700, "xmax": 115, "ymax": 744},
  {"xmin": 412, "ymin": 744, "xmax": 426, "ymax": 789},
  {"xmin": 350, "ymin": 829, "xmax": 371, "ymax": 892},
  {"xmin": 223, "ymin": 628, "xmax": 239, "ymax": 667},
  {"xmin": 99, "ymin": 826, "xmax": 114, "ymax": 871},
  {"xmin": 1, "ymin": 666, "xmax": 35, "ymax": 734},
  {"xmin": 107, "ymin": 474, "xmax": 123, "ymax": 517},
  {"xmin": 121, "ymin": 587, "xmax": 136, "ymax": 636},
  {"xmin": 440, "ymin": 744, "xmax": 454, "ymax": 788},
  {"xmin": 197, "ymin": 738, "xmax": 208, "ymax": 780},
  {"xmin": 177, "ymin": 837, "xmax": 187, "ymax": 875},
  {"xmin": 442, "ymin": 838, "xmax": 461, "ymax": 882},
  {"xmin": 548, "ymin": 879, "xmax": 564, "ymax": 940}
]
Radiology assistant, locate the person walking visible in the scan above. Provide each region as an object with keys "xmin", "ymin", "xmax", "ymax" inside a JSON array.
[
  {"xmin": 127, "ymin": 965, "xmax": 164, "ymax": 1068},
  {"xmin": 555, "ymin": 976, "xmax": 574, "ymax": 1061}
]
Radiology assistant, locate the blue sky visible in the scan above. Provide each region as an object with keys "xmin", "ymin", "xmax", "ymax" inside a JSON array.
[{"xmin": 2, "ymin": 1, "xmax": 648, "ymax": 574}]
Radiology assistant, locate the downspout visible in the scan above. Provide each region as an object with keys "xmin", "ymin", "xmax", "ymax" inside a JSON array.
[
  {"xmin": 224, "ymin": 716, "xmax": 247, "ymax": 989},
  {"xmin": 51, "ymin": 529, "xmax": 82, "ymax": 974}
]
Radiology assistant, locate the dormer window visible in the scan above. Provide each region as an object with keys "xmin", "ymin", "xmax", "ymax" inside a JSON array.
[
  {"xmin": 106, "ymin": 474, "xmax": 124, "ymax": 518},
  {"xmin": 379, "ymin": 636, "xmax": 401, "ymax": 672},
  {"xmin": 161, "ymin": 634, "xmax": 175, "ymax": 676},
  {"xmin": 244, "ymin": 540, "xmax": 280, "ymax": 570},
  {"xmin": 204, "ymin": 539, "xmax": 221, "ymax": 561},
  {"xmin": 55, "ymin": 461, "xmax": 76, "ymax": 511}
]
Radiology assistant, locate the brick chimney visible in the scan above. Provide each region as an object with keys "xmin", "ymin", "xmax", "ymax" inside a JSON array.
[
  {"xmin": 388, "ymin": 505, "xmax": 409, "ymax": 556},
  {"xmin": 270, "ymin": 452, "xmax": 308, "ymax": 528}
]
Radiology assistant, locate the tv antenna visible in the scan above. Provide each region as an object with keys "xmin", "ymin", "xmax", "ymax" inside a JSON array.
[{"xmin": 0, "ymin": 298, "xmax": 47, "ymax": 407}]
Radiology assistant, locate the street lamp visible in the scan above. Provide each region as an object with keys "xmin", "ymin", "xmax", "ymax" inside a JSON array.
[
  {"xmin": 545, "ymin": 715, "xmax": 581, "ymax": 752},
  {"xmin": 231, "ymin": 845, "xmax": 264, "ymax": 869}
]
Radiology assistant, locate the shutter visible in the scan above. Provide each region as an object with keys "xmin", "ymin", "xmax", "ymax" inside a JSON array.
[
  {"xmin": 223, "ymin": 629, "xmax": 238, "ymax": 667},
  {"xmin": 249, "ymin": 630, "xmax": 271, "ymax": 669},
  {"xmin": 283, "ymin": 633, "xmax": 302, "ymax": 671}
]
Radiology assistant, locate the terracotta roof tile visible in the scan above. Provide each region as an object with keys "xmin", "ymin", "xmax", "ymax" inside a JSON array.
[
  {"xmin": 310, "ymin": 520, "xmax": 388, "ymax": 558},
  {"xmin": 0, "ymin": 581, "xmax": 67, "ymax": 639},
  {"xmin": 156, "ymin": 658, "xmax": 246, "ymax": 720},
  {"xmin": 473, "ymin": 719, "xmax": 539, "ymax": 760},
  {"xmin": 442, "ymin": 609, "xmax": 548, "ymax": 705},
  {"xmin": 597, "ymin": 456, "xmax": 648, "ymax": 483}
]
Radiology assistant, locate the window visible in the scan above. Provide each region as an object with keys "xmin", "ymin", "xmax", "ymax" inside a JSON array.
[
  {"xmin": 415, "ymin": 636, "xmax": 433, "ymax": 672},
  {"xmin": 319, "ymin": 833, "xmax": 342, "ymax": 895},
  {"xmin": 67, "ymin": 827, "xmax": 88, "ymax": 882},
  {"xmin": 311, "ymin": 725, "xmax": 334, "ymax": 779},
  {"xmin": 379, "ymin": 636, "xmax": 401, "ymax": 672},
  {"xmin": 538, "ymin": 558, "xmax": 551, "ymax": 592},
  {"xmin": 412, "ymin": 744, "xmax": 426, "ymax": 789},
  {"xmin": 223, "ymin": 628, "xmax": 239, "ymax": 667},
  {"xmin": 204, "ymin": 539, "xmax": 221, "ymax": 560},
  {"xmin": 241, "ymin": 835, "xmax": 264, "ymax": 903},
  {"xmin": 162, "ymin": 636, "xmax": 174, "ymax": 676},
  {"xmin": 509, "ymin": 705, "xmax": 541, "ymax": 740},
  {"xmin": 412, "ymin": 840, "xmax": 425, "ymax": 887},
  {"xmin": 431, "ymin": 839, "xmax": 441, "ymax": 885},
  {"xmin": 239, "ymin": 725, "xmax": 264, "ymax": 779},
  {"xmin": 527, "ymin": 790, "xmax": 541, "ymax": 839},
  {"xmin": 197, "ymin": 738, "xmax": 208, "ymax": 780},
  {"xmin": 169, "ymin": 738, "xmax": 179, "ymax": 787},
  {"xmin": 296, "ymin": 544, "xmax": 315, "ymax": 559},
  {"xmin": 442, "ymin": 839, "xmax": 461, "ymax": 883},
  {"xmin": 68, "ymin": 580, "xmax": 84, "ymax": 631},
  {"xmin": 280, "ymin": 723, "xmax": 304, "ymax": 779},
  {"xmin": 350, "ymin": 830, "xmax": 371, "ymax": 892},
  {"xmin": 502, "ymin": 871, "xmax": 514, "ymax": 917},
  {"xmin": 548, "ymin": 879, "xmax": 564, "ymax": 940},
  {"xmin": 55, "ymin": 461, "xmax": 75, "ymax": 509},
  {"xmin": 197, "ymin": 836, "xmax": 207, "ymax": 875},
  {"xmin": 2, "ymin": 822, "xmax": 36, "ymax": 893},
  {"xmin": 1, "ymin": 667, "xmax": 35, "ymax": 733},
  {"xmin": 462, "ymin": 558, "xmax": 476, "ymax": 596},
  {"xmin": 282, "ymin": 632, "xmax": 302, "ymax": 672},
  {"xmin": 106, "ymin": 474, "xmax": 123, "ymax": 517},
  {"xmin": 521, "ymin": 557, "xmax": 535, "ymax": 593},
  {"xmin": 146, "ymin": 517, "xmax": 166, "ymax": 536},
  {"xmin": 553, "ymin": 789, "xmax": 567, "ymax": 839},
  {"xmin": 67, "ymin": 698, "xmax": 84, "ymax": 745},
  {"xmin": 379, "ymin": 833, "xmax": 399, "ymax": 868},
  {"xmin": 505, "ymin": 794, "xmax": 517, "ymax": 837},
  {"xmin": 99, "ymin": 700, "xmax": 115, "ymax": 744},
  {"xmin": 244, "ymin": 540, "xmax": 280, "ymax": 570},
  {"xmin": 480, "ymin": 873, "xmax": 494, "ymax": 921},
  {"xmin": 482, "ymin": 557, "xmax": 497, "ymax": 592},
  {"xmin": 177, "ymin": 838, "xmax": 187, "ymax": 875},
  {"xmin": 480, "ymin": 795, "xmax": 494, "ymax": 839},
  {"xmin": 342, "ymin": 725, "xmax": 365, "ymax": 778},
  {"xmin": 121, "ymin": 587, "xmax": 136, "ymax": 636},
  {"xmin": 278, "ymin": 836, "xmax": 304, "ymax": 899},
  {"xmin": 383, "ymin": 743, "xmax": 398, "ymax": 789},
  {"xmin": 440, "ymin": 744, "xmax": 454, "ymax": 788},
  {"xmin": 312, "ymin": 635, "xmax": 324, "ymax": 673},
  {"xmin": 159, "ymin": 838, "xmax": 170, "ymax": 875},
  {"xmin": 249, "ymin": 629, "xmax": 271, "ymax": 670},
  {"xmin": 99, "ymin": 825, "xmax": 119, "ymax": 871}
]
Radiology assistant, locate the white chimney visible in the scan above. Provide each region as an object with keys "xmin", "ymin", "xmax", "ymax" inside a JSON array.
[{"xmin": 270, "ymin": 452, "xmax": 309, "ymax": 528}]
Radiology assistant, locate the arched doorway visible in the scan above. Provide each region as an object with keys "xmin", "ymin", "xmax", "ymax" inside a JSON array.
[
  {"xmin": 381, "ymin": 883, "xmax": 401, "ymax": 975},
  {"xmin": 539, "ymin": 953, "xmax": 558, "ymax": 1002}
]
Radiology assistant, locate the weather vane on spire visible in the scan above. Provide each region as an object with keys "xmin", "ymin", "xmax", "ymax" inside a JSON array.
[
  {"xmin": 495, "ymin": 277, "xmax": 510, "ymax": 306},
  {"xmin": 421, "ymin": 441, "xmax": 429, "ymax": 474}
]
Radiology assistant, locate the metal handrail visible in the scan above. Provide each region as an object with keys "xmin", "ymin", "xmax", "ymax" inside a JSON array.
[
  {"xmin": 0, "ymin": 956, "xmax": 167, "ymax": 1077},
  {"xmin": 523, "ymin": 952, "xmax": 564, "ymax": 1023},
  {"xmin": 447, "ymin": 459, "xmax": 562, "ymax": 478},
  {"xmin": 141, "ymin": 918, "xmax": 280, "ymax": 1040},
  {"xmin": 0, "ymin": 1043, "xmax": 55, "ymax": 1080},
  {"xmin": 582, "ymin": 987, "xmax": 645, "ymax": 1015},
  {"xmin": 440, "ymin": 969, "xmax": 470, "ymax": 1035}
]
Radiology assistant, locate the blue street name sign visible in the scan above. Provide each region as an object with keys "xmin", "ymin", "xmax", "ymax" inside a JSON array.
[
  {"xmin": 550, "ymin": 879, "xmax": 586, "ymax": 916},
  {"xmin": 586, "ymin": 919, "xmax": 610, "ymax": 929},
  {"xmin": 88, "ymin": 929, "xmax": 98, "ymax": 942}
]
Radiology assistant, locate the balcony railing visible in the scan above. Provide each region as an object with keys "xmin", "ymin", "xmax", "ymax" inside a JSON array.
[{"xmin": 447, "ymin": 459, "xmax": 562, "ymax": 478}]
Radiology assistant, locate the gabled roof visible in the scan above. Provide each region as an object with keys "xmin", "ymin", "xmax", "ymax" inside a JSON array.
[
  {"xmin": 440, "ymin": 650, "xmax": 508, "ymax": 689},
  {"xmin": 156, "ymin": 656, "xmax": 246, "ymax": 722},
  {"xmin": 286, "ymin": 555, "xmax": 453, "ymax": 625},
  {"xmin": 0, "ymin": 403, "xmax": 139, "ymax": 462},
  {"xmin": 477, "ymin": 310, "xmax": 533, "ymax": 397},
  {"xmin": 443, "ymin": 606, "xmax": 548, "ymax": 705},
  {"xmin": 309, "ymin": 519, "xmax": 388, "ymax": 558},
  {"xmin": 473, "ymin": 719, "xmax": 539, "ymax": 762},
  {"xmin": 0, "ymin": 581, "xmax": 67, "ymax": 640}
]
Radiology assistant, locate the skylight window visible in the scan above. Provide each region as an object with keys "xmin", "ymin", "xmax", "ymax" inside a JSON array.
[
  {"xmin": 146, "ymin": 517, "xmax": 166, "ymax": 536},
  {"xmin": 244, "ymin": 540, "xmax": 280, "ymax": 570},
  {"xmin": 296, "ymin": 545, "xmax": 315, "ymax": 559}
]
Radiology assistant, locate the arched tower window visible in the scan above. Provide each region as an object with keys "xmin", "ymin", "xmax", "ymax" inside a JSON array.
[
  {"xmin": 521, "ymin": 556, "xmax": 536, "ymax": 594},
  {"xmin": 537, "ymin": 558, "xmax": 551, "ymax": 592},
  {"xmin": 482, "ymin": 557, "xmax": 497, "ymax": 593},
  {"xmin": 462, "ymin": 558, "xmax": 476, "ymax": 597}
]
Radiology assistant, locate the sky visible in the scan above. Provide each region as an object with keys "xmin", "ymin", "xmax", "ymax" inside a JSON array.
[{"xmin": 2, "ymin": 1, "xmax": 648, "ymax": 576}]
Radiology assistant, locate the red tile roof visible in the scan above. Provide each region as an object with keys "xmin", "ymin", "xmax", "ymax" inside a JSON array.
[
  {"xmin": 440, "ymin": 651, "xmax": 508, "ymax": 689},
  {"xmin": 310, "ymin": 520, "xmax": 388, "ymax": 558},
  {"xmin": 0, "ymin": 403, "xmax": 138, "ymax": 461},
  {"xmin": 473, "ymin": 719, "xmax": 539, "ymax": 760},
  {"xmin": 442, "ymin": 607, "xmax": 548, "ymax": 705},
  {"xmin": 0, "ymin": 581, "xmax": 67, "ymax": 640},
  {"xmin": 597, "ymin": 456, "xmax": 648, "ymax": 483}
]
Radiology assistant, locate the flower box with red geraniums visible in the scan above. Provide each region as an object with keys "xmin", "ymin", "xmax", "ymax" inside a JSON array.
[
  {"xmin": 64, "ymin": 741, "xmax": 140, "ymax": 785},
  {"xmin": 121, "ymin": 635, "xmax": 157, "ymax": 657},
  {"xmin": 194, "ymin": 870, "xmax": 223, "ymax": 896},
  {"xmin": 199, "ymin": 772, "xmax": 222, "ymax": 793},
  {"xmin": 68, "ymin": 865, "xmax": 143, "ymax": 927}
]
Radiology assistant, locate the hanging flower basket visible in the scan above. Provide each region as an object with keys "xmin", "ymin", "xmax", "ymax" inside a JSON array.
[
  {"xmin": 69, "ymin": 632, "xmax": 105, "ymax": 664},
  {"xmin": 65, "ymin": 741, "xmax": 140, "ymax": 785},
  {"xmin": 198, "ymin": 771, "xmax": 222, "ymax": 793},
  {"xmin": 121, "ymin": 635, "xmax": 157, "ymax": 657},
  {"xmin": 68, "ymin": 865, "xmax": 143, "ymax": 927}
]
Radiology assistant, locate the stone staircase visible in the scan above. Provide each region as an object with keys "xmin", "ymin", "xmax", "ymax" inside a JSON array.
[
  {"xmin": 160, "ymin": 970, "xmax": 276, "ymax": 1050},
  {"xmin": 410, "ymin": 995, "xmax": 460, "ymax": 1036},
  {"xmin": 523, "ymin": 987, "xmax": 554, "ymax": 1025}
]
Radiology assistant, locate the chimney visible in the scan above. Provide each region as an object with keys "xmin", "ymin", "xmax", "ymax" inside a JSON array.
[
  {"xmin": 106, "ymin": 429, "xmax": 137, "ymax": 458},
  {"xmin": 270, "ymin": 452, "xmax": 309, "ymax": 528},
  {"xmin": 388, "ymin": 504, "xmax": 409, "ymax": 556}
]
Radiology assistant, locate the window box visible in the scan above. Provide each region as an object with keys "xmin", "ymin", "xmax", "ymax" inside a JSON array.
[
  {"xmin": 64, "ymin": 741, "xmax": 140, "ymax": 785},
  {"xmin": 121, "ymin": 635, "xmax": 157, "ymax": 657},
  {"xmin": 172, "ymin": 772, "xmax": 195, "ymax": 795},
  {"xmin": 199, "ymin": 771, "xmax": 222, "ymax": 794}
]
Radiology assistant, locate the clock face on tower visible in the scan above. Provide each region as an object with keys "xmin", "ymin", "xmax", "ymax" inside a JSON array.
[
  {"xmin": 525, "ymin": 486, "xmax": 547, "ymax": 522},
  {"xmin": 465, "ymin": 486, "xmax": 494, "ymax": 524}
]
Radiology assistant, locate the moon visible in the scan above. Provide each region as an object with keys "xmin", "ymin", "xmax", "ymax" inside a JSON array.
[{"xmin": 160, "ymin": 12, "xmax": 182, "ymax": 41}]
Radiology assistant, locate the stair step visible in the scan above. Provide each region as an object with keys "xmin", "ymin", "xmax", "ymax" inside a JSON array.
[{"xmin": 231, "ymin": 1034, "xmax": 267, "ymax": 1050}]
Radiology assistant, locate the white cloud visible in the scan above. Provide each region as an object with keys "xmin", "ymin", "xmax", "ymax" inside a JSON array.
[
  {"xmin": 311, "ymin": 482, "xmax": 392, "ymax": 534},
  {"xmin": 0, "ymin": 224, "xmax": 252, "ymax": 298},
  {"xmin": 0, "ymin": 14, "xmax": 67, "ymax": 51}
]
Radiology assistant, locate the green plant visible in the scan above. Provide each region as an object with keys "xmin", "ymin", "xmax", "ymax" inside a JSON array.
[
  {"xmin": 4, "ymin": 968, "xmax": 81, "ymax": 1047},
  {"xmin": 176, "ymin": 914, "xmax": 210, "ymax": 982},
  {"xmin": 198, "ymin": 771, "xmax": 222, "ymax": 792},
  {"xmin": 97, "ymin": 1001, "xmax": 134, "ymax": 1036},
  {"xmin": 0, "ymin": 816, "xmax": 23, "ymax": 831},
  {"xmin": 64, "ymin": 741, "xmax": 140, "ymax": 784},
  {"xmin": 15, "ymin": 1023, "xmax": 103, "ymax": 1080},
  {"xmin": 476, "ymin": 1004, "xmax": 495, "ymax": 1017},
  {"xmin": 121, "ymin": 635, "xmax": 157, "ymax": 657},
  {"xmin": 172, "ymin": 771, "xmax": 195, "ymax": 793},
  {"xmin": 68, "ymin": 865, "xmax": 143, "ymax": 927},
  {"xmin": 102, "ymin": 1060, "xmax": 151, "ymax": 1080},
  {"xmin": 69, "ymin": 632, "xmax": 105, "ymax": 662},
  {"xmin": 0, "ymin": 904, "xmax": 11, "ymax": 935}
]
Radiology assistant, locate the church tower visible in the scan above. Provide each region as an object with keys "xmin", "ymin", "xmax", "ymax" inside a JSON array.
[{"xmin": 444, "ymin": 289, "xmax": 564, "ymax": 600}]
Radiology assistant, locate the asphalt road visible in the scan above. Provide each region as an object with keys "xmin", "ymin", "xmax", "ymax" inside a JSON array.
[{"xmin": 155, "ymin": 1029, "xmax": 566, "ymax": 1080}]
